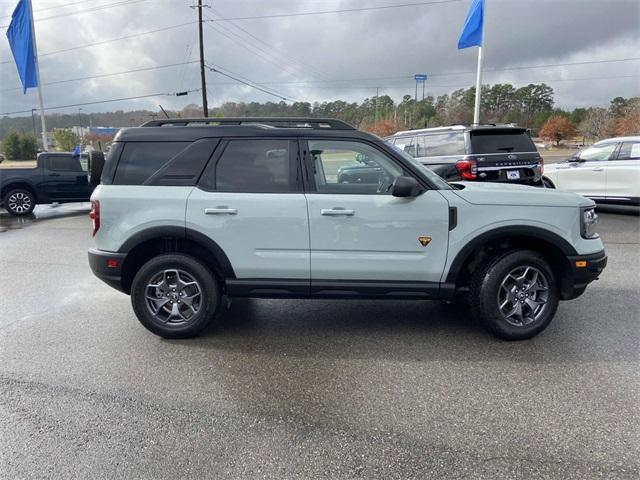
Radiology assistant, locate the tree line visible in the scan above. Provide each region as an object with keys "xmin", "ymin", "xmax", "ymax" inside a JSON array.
[{"xmin": 1, "ymin": 83, "xmax": 638, "ymax": 153}]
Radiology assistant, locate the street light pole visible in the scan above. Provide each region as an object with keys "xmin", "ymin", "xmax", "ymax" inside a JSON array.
[{"xmin": 31, "ymin": 109, "xmax": 37, "ymax": 138}]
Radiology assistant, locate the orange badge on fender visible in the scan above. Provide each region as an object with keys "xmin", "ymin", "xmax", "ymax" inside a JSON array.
[{"xmin": 418, "ymin": 236, "xmax": 432, "ymax": 247}]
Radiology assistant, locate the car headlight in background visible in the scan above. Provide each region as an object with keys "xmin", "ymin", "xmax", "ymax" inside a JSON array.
[{"xmin": 581, "ymin": 207, "xmax": 599, "ymax": 239}]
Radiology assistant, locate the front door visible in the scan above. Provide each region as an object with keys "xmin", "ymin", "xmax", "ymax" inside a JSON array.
[
  {"xmin": 553, "ymin": 143, "xmax": 617, "ymax": 200},
  {"xmin": 303, "ymin": 138, "xmax": 450, "ymax": 297},
  {"xmin": 186, "ymin": 138, "xmax": 310, "ymax": 294}
]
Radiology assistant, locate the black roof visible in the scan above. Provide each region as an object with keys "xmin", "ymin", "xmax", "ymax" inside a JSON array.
[{"xmin": 115, "ymin": 117, "xmax": 372, "ymax": 142}]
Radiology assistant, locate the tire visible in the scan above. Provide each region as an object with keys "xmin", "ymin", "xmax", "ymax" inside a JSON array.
[
  {"xmin": 541, "ymin": 177, "xmax": 555, "ymax": 189},
  {"xmin": 3, "ymin": 188, "xmax": 36, "ymax": 216},
  {"xmin": 87, "ymin": 151, "xmax": 105, "ymax": 187},
  {"xmin": 469, "ymin": 250, "xmax": 559, "ymax": 340},
  {"xmin": 131, "ymin": 253, "xmax": 220, "ymax": 339}
]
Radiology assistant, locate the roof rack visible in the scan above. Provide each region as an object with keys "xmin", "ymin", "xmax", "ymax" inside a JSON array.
[{"xmin": 140, "ymin": 117, "xmax": 356, "ymax": 130}]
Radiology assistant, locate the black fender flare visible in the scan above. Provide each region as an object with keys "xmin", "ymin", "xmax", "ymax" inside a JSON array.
[
  {"xmin": 445, "ymin": 225, "xmax": 578, "ymax": 284},
  {"xmin": 118, "ymin": 226, "xmax": 236, "ymax": 279}
]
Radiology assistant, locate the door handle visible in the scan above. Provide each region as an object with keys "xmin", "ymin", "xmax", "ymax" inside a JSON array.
[
  {"xmin": 591, "ymin": 167, "xmax": 604, "ymax": 172},
  {"xmin": 204, "ymin": 207, "xmax": 237, "ymax": 215},
  {"xmin": 321, "ymin": 208, "xmax": 355, "ymax": 216},
  {"xmin": 49, "ymin": 173, "xmax": 61, "ymax": 177}
]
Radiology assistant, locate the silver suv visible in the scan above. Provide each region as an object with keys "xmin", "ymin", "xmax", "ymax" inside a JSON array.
[
  {"xmin": 88, "ymin": 117, "xmax": 606, "ymax": 341},
  {"xmin": 386, "ymin": 125, "xmax": 543, "ymax": 185}
]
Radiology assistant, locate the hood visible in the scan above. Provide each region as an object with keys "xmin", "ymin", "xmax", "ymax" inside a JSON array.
[{"xmin": 450, "ymin": 181, "xmax": 594, "ymax": 208}]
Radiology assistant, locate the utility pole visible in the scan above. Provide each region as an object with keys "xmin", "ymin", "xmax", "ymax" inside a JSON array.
[
  {"xmin": 374, "ymin": 87, "xmax": 379, "ymax": 129},
  {"xmin": 197, "ymin": 0, "xmax": 209, "ymax": 117}
]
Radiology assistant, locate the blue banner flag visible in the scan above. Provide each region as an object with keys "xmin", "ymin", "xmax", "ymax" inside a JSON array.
[
  {"xmin": 6, "ymin": 0, "xmax": 37, "ymax": 94},
  {"xmin": 71, "ymin": 145, "xmax": 81, "ymax": 157},
  {"xmin": 457, "ymin": 0, "xmax": 484, "ymax": 49}
]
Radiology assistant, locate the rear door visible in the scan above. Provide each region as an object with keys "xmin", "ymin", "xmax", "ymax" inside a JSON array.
[
  {"xmin": 468, "ymin": 129, "xmax": 541, "ymax": 183},
  {"xmin": 553, "ymin": 143, "xmax": 617, "ymax": 200},
  {"xmin": 606, "ymin": 140, "xmax": 640, "ymax": 203},
  {"xmin": 42, "ymin": 154, "xmax": 91, "ymax": 200},
  {"xmin": 303, "ymin": 138, "xmax": 450, "ymax": 296},
  {"xmin": 186, "ymin": 138, "xmax": 310, "ymax": 290}
]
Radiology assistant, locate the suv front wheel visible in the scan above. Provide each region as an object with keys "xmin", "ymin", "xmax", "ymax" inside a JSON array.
[
  {"xmin": 470, "ymin": 250, "xmax": 559, "ymax": 340},
  {"xmin": 131, "ymin": 253, "xmax": 220, "ymax": 338}
]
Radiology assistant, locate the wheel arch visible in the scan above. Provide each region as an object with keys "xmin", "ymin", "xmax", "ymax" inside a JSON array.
[
  {"xmin": 118, "ymin": 226, "xmax": 235, "ymax": 294},
  {"xmin": 445, "ymin": 226, "xmax": 577, "ymax": 297},
  {"xmin": 1, "ymin": 181, "xmax": 39, "ymax": 202}
]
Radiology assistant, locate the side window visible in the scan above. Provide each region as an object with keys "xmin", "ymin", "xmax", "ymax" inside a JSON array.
[
  {"xmin": 48, "ymin": 156, "xmax": 82, "ymax": 172},
  {"xmin": 308, "ymin": 140, "xmax": 403, "ymax": 194},
  {"xmin": 577, "ymin": 143, "xmax": 617, "ymax": 162},
  {"xmin": 617, "ymin": 142, "xmax": 640, "ymax": 160},
  {"xmin": 391, "ymin": 136, "xmax": 417, "ymax": 158},
  {"xmin": 214, "ymin": 139, "xmax": 293, "ymax": 193},
  {"xmin": 423, "ymin": 133, "xmax": 466, "ymax": 156},
  {"xmin": 113, "ymin": 142, "xmax": 188, "ymax": 185}
]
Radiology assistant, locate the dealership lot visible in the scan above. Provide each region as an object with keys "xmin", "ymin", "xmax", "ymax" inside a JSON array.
[{"xmin": 0, "ymin": 206, "xmax": 638, "ymax": 479}]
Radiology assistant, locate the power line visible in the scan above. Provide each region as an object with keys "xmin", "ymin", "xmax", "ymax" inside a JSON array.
[
  {"xmin": 207, "ymin": 0, "xmax": 462, "ymax": 22},
  {"xmin": 0, "ymin": 21, "xmax": 196, "ymax": 65},
  {"xmin": 206, "ymin": 7, "xmax": 330, "ymax": 81},
  {"xmin": 1, "ymin": 89, "xmax": 201, "ymax": 116},
  {"xmin": 0, "ymin": 61, "xmax": 199, "ymax": 93},
  {"xmin": 205, "ymin": 63, "xmax": 298, "ymax": 101},
  {"xmin": 1, "ymin": 0, "xmax": 154, "ymax": 28}
]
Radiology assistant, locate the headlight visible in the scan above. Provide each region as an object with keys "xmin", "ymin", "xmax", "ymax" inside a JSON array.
[{"xmin": 581, "ymin": 207, "xmax": 599, "ymax": 239}]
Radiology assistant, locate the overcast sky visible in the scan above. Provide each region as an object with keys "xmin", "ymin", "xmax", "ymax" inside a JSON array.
[{"xmin": 0, "ymin": 0, "xmax": 638, "ymax": 117}]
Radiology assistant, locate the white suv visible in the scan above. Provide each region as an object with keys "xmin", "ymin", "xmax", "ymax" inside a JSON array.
[{"xmin": 88, "ymin": 118, "xmax": 607, "ymax": 340}]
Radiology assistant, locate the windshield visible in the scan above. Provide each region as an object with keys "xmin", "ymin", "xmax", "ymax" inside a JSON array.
[{"xmin": 390, "ymin": 144, "xmax": 452, "ymax": 190}]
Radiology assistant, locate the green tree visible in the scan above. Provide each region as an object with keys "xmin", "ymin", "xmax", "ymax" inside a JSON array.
[
  {"xmin": 19, "ymin": 134, "xmax": 38, "ymax": 159},
  {"xmin": 1, "ymin": 132, "xmax": 21, "ymax": 160},
  {"xmin": 609, "ymin": 97, "xmax": 628, "ymax": 118},
  {"xmin": 53, "ymin": 129, "xmax": 80, "ymax": 151}
]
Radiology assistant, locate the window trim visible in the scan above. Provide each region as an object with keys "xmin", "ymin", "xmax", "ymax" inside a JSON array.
[
  {"xmin": 197, "ymin": 137, "xmax": 303, "ymax": 194},
  {"xmin": 300, "ymin": 137, "xmax": 416, "ymax": 195}
]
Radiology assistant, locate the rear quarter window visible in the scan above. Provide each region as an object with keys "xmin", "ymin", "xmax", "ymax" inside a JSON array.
[
  {"xmin": 419, "ymin": 133, "xmax": 465, "ymax": 156},
  {"xmin": 470, "ymin": 130, "xmax": 536, "ymax": 154},
  {"xmin": 113, "ymin": 142, "xmax": 189, "ymax": 185}
]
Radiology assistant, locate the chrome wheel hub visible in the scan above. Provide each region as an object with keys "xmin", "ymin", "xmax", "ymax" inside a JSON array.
[
  {"xmin": 7, "ymin": 192, "xmax": 32, "ymax": 213},
  {"xmin": 145, "ymin": 269, "xmax": 202, "ymax": 325},
  {"xmin": 497, "ymin": 266, "xmax": 549, "ymax": 327}
]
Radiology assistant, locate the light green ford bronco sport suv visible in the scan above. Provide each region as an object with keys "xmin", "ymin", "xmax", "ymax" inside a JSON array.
[{"xmin": 88, "ymin": 118, "xmax": 607, "ymax": 340}]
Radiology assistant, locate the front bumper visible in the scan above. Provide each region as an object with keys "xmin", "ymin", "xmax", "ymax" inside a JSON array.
[
  {"xmin": 88, "ymin": 248, "xmax": 127, "ymax": 293},
  {"xmin": 561, "ymin": 249, "xmax": 607, "ymax": 300}
]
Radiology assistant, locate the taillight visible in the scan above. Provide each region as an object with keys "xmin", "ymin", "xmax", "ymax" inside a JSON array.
[
  {"xmin": 89, "ymin": 200, "xmax": 100, "ymax": 237},
  {"xmin": 455, "ymin": 157, "xmax": 477, "ymax": 180},
  {"xmin": 539, "ymin": 156, "xmax": 544, "ymax": 174}
]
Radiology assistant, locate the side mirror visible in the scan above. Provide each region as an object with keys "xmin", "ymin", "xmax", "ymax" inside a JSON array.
[{"xmin": 391, "ymin": 176, "xmax": 421, "ymax": 197}]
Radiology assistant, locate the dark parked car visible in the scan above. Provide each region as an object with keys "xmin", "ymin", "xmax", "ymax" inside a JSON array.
[
  {"xmin": 0, "ymin": 152, "xmax": 99, "ymax": 216},
  {"xmin": 384, "ymin": 125, "xmax": 544, "ymax": 185}
]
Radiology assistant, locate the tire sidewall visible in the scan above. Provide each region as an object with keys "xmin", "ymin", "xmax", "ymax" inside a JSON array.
[
  {"xmin": 3, "ymin": 188, "xmax": 36, "ymax": 216},
  {"xmin": 478, "ymin": 251, "xmax": 559, "ymax": 340},
  {"xmin": 131, "ymin": 254, "xmax": 219, "ymax": 338}
]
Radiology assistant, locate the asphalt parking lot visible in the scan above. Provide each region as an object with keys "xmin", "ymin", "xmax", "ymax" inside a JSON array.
[{"xmin": 0, "ymin": 204, "xmax": 638, "ymax": 479}]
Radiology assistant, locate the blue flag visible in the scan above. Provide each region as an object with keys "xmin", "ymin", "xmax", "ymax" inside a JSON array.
[
  {"xmin": 71, "ymin": 145, "xmax": 81, "ymax": 157},
  {"xmin": 457, "ymin": 0, "xmax": 484, "ymax": 49},
  {"xmin": 6, "ymin": 0, "xmax": 37, "ymax": 94}
]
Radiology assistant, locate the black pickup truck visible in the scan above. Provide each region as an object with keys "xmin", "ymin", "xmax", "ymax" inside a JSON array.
[{"xmin": 0, "ymin": 152, "xmax": 96, "ymax": 216}]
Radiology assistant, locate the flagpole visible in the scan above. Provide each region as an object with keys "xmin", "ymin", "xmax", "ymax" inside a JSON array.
[
  {"xmin": 473, "ymin": 45, "xmax": 483, "ymax": 125},
  {"xmin": 28, "ymin": 0, "xmax": 48, "ymax": 151}
]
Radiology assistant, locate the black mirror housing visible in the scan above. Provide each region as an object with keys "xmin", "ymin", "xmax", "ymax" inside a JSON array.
[{"xmin": 391, "ymin": 176, "xmax": 421, "ymax": 197}]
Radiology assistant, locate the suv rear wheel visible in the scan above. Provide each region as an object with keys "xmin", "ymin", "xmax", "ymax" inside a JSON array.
[
  {"xmin": 470, "ymin": 250, "xmax": 559, "ymax": 340},
  {"xmin": 131, "ymin": 253, "xmax": 220, "ymax": 338}
]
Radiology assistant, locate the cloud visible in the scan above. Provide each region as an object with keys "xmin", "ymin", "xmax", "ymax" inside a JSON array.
[{"xmin": 0, "ymin": 0, "xmax": 638, "ymax": 117}]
